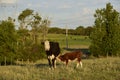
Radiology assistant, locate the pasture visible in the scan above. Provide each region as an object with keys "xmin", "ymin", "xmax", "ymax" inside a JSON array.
[
  {"xmin": 42, "ymin": 34, "xmax": 90, "ymax": 48},
  {"xmin": 0, "ymin": 57, "xmax": 119, "ymax": 80}
]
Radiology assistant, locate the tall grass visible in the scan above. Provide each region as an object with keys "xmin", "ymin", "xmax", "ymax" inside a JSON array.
[{"xmin": 0, "ymin": 57, "xmax": 119, "ymax": 80}]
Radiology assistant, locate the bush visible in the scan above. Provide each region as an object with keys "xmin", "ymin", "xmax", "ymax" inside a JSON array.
[{"xmin": 16, "ymin": 44, "xmax": 46, "ymax": 62}]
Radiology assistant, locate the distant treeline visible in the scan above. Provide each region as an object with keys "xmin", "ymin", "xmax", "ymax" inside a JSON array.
[{"xmin": 48, "ymin": 26, "xmax": 93, "ymax": 36}]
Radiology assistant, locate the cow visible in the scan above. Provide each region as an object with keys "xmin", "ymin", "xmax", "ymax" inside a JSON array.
[
  {"xmin": 58, "ymin": 50, "xmax": 83, "ymax": 68},
  {"xmin": 42, "ymin": 40, "xmax": 60, "ymax": 69}
]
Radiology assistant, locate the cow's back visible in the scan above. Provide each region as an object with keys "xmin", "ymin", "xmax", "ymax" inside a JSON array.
[
  {"xmin": 49, "ymin": 42, "xmax": 60, "ymax": 57},
  {"xmin": 66, "ymin": 51, "xmax": 82, "ymax": 59}
]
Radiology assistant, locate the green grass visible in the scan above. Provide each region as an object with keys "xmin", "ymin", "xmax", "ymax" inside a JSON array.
[
  {"xmin": 44, "ymin": 34, "xmax": 91, "ymax": 48},
  {"xmin": 0, "ymin": 57, "xmax": 120, "ymax": 80}
]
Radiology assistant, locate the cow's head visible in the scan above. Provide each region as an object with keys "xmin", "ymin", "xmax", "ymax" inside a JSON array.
[{"xmin": 41, "ymin": 40, "xmax": 50, "ymax": 51}]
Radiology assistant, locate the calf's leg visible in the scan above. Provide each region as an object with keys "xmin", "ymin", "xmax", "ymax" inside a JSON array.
[
  {"xmin": 76, "ymin": 58, "xmax": 82, "ymax": 68},
  {"xmin": 80, "ymin": 61, "xmax": 82, "ymax": 68},
  {"xmin": 65, "ymin": 59, "xmax": 69, "ymax": 67}
]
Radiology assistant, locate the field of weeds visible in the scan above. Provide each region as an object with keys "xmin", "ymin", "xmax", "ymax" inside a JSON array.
[{"xmin": 0, "ymin": 57, "xmax": 120, "ymax": 80}]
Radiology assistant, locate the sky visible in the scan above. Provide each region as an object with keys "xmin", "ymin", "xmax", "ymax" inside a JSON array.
[{"xmin": 0, "ymin": 0, "xmax": 120, "ymax": 29}]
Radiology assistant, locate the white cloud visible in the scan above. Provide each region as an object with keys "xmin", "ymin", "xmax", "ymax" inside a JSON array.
[{"xmin": 0, "ymin": 0, "xmax": 17, "ymax": 4}]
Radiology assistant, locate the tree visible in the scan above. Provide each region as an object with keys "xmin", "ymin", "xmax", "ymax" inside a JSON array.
[
  {"xmin": 18, "ymin": 9, "xmax": 33, "ymax": 29},
  {"xmin": 85, "ymin": 26, "xmax": 93, "ymax": 36},
  {"xmin": 30, "ymin": 12, "xmax": 42, "ymax": 44},
  {"xmin": 90, "ymin": 3, "xmax": 120, "ymax": 57},
  {"xmin": 17, "ymin": 9, "xmax": 33, "ymax": 47},
  {"xmin": 17, "ymin": 9, "xmax": 50, "ymax": 61},
  {"xmin": 75, "ymin": 26, "xmax": 85, "ymax": 35},
  {"xmin": 40, "ymin": 18, "xmax": 50, "ymax": 41},
  {"xmin": 0, "ymin": 20, "xmax": 17, "ymax": 64}
]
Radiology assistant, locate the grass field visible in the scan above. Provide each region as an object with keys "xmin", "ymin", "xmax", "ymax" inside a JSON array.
[
  {"xmin": 0, "ymin": 57, "xmax": 120, "ymax": 80},
  {"xmin": 46, "ymin": 34, "xmax": 91, "ymax": 53},
  {"xmin": 41, "ymin": 34, "xmax": 91, "ymax": 48}
]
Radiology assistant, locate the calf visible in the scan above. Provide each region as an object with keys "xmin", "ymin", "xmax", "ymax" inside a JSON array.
[
  {"xmin": 43, "ymin": 40, "xmax": 60, "ymax": 69},
  {"xmin": 58, "ymin": 51, "xmax": 83, "ymax": 68}
]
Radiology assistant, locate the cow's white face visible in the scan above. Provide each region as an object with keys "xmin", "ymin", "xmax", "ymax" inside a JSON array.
[{"xmin": 44, "ymin": 40, "xmax": 50, "ymax": 51}]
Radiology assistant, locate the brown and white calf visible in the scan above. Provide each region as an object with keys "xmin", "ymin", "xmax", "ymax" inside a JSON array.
[{"xmin": 58, "ymin": 51, "xmax": 83, "ymax": 68}]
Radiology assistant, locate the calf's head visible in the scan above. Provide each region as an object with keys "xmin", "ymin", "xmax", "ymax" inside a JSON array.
[{"xmin": 57, "ymin": 54, "xmax": 65, "ymax": 62}]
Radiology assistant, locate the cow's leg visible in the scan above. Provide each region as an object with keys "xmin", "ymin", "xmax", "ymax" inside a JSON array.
[
  {"xmin": 54, "ymin": 58, "xmax": 57, "ymax": 68},
  {"xmin": 54, "ymin": 59, "xmax": 56, "ymax": 68},
  {"xmin": 52, "ymin": 58, "xmax": 56, "ymax": 69},
  {"xmin": 48, "ymin": 58, "xmax": 52, "ymax": 68}
]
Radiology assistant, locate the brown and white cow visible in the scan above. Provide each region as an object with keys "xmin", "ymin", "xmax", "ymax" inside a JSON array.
[{"xmin": 58, "ymin": 50, "xmax": 83, "ymax": 68}]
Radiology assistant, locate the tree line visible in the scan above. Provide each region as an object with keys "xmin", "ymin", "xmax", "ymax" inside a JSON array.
[
  {"xmin": 0, "ymin": 3, "xmax": 120, "ymax": 65},
  {"xmin": 48, "ymin": 26, "xmax": 93, "ymax": 36}
]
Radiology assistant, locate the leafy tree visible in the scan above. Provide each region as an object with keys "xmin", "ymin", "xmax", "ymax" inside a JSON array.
[
  {"xmin": 90, "ymin": 3, "xmax": 120, "ymax": 57},
  {"xmin": 17, "ymin": 9, "xmax": 33, "ymax": 48},
  {"xmin": 0, "ymin": 20, "xmax": 17, "ymax": 64},
  {"xmin": 17, "ymin": 9, "xmax": 50, "ymax": 61},
  {"xmin": 40, "ymin": 18, "xmax": 50, "ymax": 41},
  {"xmin": 18, "ymin": 9, "xmax": 50, "ymax": 42},
  {"xmin": 75, "ymin": 26, "xmax": 85, "ymax": 35},
  {"xmin": 30, "ymin": 12, "xmax": 42, "ymax": 44},
  {"xmin": 7, "ymin": 17, "xmax": 15, "ymax": 23},
  {"xmin": 68, "ymin": 29, "xmax": 75, "ymax": 35},
  {"xmin": 85, "ymin": 26, "xmax": 93, "ymax": 36},
  {"xmin": 18, "ymin": 8, "xmax": 33, "ymax": 29}
]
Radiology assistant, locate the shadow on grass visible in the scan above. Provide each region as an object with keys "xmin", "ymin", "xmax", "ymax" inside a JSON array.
[
  {"xmin": 35, "ymin": 63, "xmax": 48, "ymax": 68},
  {"xmin": 35, "ymin": 63, "xmax": 61, "ymax": 68}
]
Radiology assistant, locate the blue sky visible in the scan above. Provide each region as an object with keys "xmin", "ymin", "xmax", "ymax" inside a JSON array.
[{"xmin": 0, "ymin": 0, "xmax": 120, "ymax": 29}]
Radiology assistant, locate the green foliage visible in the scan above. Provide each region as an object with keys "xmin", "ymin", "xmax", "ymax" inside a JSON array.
[
  {"xmin": 75, "ymin": 26, "xmax": 85, "ymax": 35},
  {"xmin": 16, "ymin": 43, "xmax": 46, "ymax": 62},
  {"xmin": 18, "ymin": 8, "xmax": 34, "ymax": 29},
  {"xmin": 16, "ymin": 29, "xmax": 46, "ymax": 62},
  {"xmin": 18, "ymin": 8, "xmax": 33, "ymax": 21},
  {"xmin": 48, "ymin": 26, "xmax": 93, "ymax": 36},
  {"xmin": 16, "ymin": 9, "xmax": 50, "ymax": 61},
  {"xmin": 40, "ymin": 19, "xmax": 50, "ymax": 41},
  {"xmin": 0, "ymin": 20, "xmax": 17, "ymax": 64},
  {"xmin": 90, "ymin": 3, "xmax": 120, "ymax": 57},
  {"xmin": 48, "ymin": 27, "xmax": 65, "ymax": 34}
]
